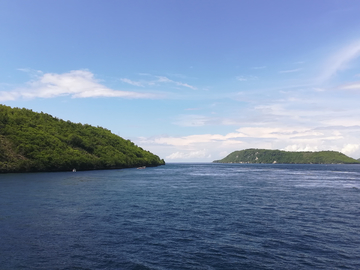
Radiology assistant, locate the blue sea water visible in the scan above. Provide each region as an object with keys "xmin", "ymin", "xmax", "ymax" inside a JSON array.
[{"xmin": 0, "ymin": 163, "xmax": 360, "ymax": 269}]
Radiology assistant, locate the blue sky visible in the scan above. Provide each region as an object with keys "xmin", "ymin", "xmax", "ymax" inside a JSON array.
[{"xmin": 1, "ymin": 0, "xmax": 360, "ymax": 162}]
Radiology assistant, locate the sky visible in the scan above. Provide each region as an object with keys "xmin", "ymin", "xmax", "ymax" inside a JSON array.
[{"xmin": 1, "ymin": 0, "xmax": 360, "ymax": 162}]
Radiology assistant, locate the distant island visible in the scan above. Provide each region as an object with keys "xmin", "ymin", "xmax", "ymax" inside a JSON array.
[
  {"xmin": 213, "ymin": 148, "xmax": 360, "ymax": 164},
  {"xmin": 0, "ymin": 104, "xmax": 165, "ymax": 173}
]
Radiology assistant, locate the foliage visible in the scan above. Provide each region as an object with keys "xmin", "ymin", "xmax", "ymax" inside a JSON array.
[
  {"xmin": 0, "ymin": 104, "xmax": 165, "ymax": 173},
  {"xmin": 213, "ymin": 148, "xmax": 360, "ymax": 164}
]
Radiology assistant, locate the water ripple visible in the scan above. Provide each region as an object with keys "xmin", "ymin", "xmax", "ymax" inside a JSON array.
[{"xmin": 0, "ymin": 164, "xmax": 360, "ymax": 269}]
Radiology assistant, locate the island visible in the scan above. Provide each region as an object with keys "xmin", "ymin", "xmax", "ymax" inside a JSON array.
[
  {"xmin": 0, "ymin": 104, "xmax": 165, "ymax": 173},
  {"xmin": 213, "ymin": 148, "xmax": 360, "ymax": 164}
]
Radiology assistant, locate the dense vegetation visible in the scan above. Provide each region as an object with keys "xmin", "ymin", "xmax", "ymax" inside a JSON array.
[
  {"xmin": 0, "ymin": 104, "xmax": 165, "ymax": 173},
  {"xmin": 213, "ymin": 148, "xmax": 360, "ymax": 164}
]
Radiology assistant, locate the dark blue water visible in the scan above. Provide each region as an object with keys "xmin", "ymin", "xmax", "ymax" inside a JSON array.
[{"xmin": 1, "ymin": 163, "xmax": 360, "ymax": 269}]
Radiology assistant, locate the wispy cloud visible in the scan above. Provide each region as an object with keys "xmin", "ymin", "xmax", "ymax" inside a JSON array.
[
  {"xmin": 17, "ymin": 68, "xmax": 43, "ymax": 74},
  {"xmin": 172, "ymin": 114, "xmax": 243, "ymax": 127},
  {"xmin": 0, "ymin": 70, "xmax": 159, "ymax": 101},
  {"xmin": 279, "ymin": 68, "xmax": 302, "ymax": 73},
  {"xmin": 175, "ymin": 82, "xmax": 197, "ymax": 90},
  {"xmin": 120, "ymin": 78, "xmax": 144, "ymax": 87},
  {"xmin": 173, "ymin": 115, "xmax": 211, "ymax": 127},
  {"xmin": 156, "ymin": 76, "xmax": 197, "ymax": 90},
  {"xmin": 318, "ymin": 40, "xmax": 360, "ymax": 82},
  {"xmin": 339, "ymin": 81, "xmax": 360, "ymax": 90},
  {"xmin": 120, "ymin": 75, "xmax": 197, "ymax": 90},
  {"xmin": 236, "ymin": 75, "xmax": 258, "ymax": 81}
]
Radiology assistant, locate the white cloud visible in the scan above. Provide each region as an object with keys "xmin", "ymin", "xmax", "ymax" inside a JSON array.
[
  {"xmin": 120, "ymin": 78, "xmax": 144, "ymax": 87},
  {"xmin": 156, "ymin": 76, "xmax": 197, "ymax": 90},
  {"xmin": 166, "ymin": 149, "xmax": 211, "ymax": 160},
  {"xmin": 140, "ymin": 132, "xmax": 244, "ymax": 147},
  {"xmin": 136, "ymin": 124, "xmax": 360, "ymax": 161},
  {"xmin": 284, "ymin": 144, "xmax": 319, "ymax": 152},
  {"xmin": 133, "ymin": 68, "xmax": 360, "ymax": 161},
  {"xmin": 156, "ymin": 76, "xmax": 172, "ymax": 83},
  {"xmin": 0, "ymin": 91, "xmax": 19, "ymax": 101},
  {"xmin": 339, "ymin": 81, "xmax": 360, "ymax": 90},
  {"xmin": 17, "ymin": 68, "xmax": 43, "ymax": 74},
  {"xmin": 175, "ymin": 82, "xmax": 197, "ymax": 90},
  {"xmin": 318, "ymin": 40, "xmax": 360, "ymax": 82},
  {"xmin": 120, "ymin": 75, "xmax": 197, "ymax": 90},
  {"xmin": 279, "ymin": 68, "xmax": 302, "ymax": 73},
  {"xmin": 342, "ymin": 144, "xmax": 360, "ymax": 156},
  {"xmin": 0, "ymin": 70, "xmax": 158, "ymax": 101},
  {"xmin": 322, "ymin": 118, "xmax": 360, "ymax": 127}
]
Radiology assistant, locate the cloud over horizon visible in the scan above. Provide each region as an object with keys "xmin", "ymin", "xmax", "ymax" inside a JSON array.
[{"xmin": 137, "ymin": 125, "xmax": 360, "ymax": 161}]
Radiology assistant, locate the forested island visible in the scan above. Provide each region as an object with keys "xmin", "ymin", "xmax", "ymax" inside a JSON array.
[
  {"xmin": 213, "ymin": 148, "xmax": 360, "ymax": 164},
  {"xmin": 0, "ymin": 104, "xmax": 165, "ymax": 173}
]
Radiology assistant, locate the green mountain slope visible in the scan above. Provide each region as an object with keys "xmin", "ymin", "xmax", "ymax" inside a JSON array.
[
  {"xmin": 0, "ymin": 104, "xmax": 165, "ymax": 173},
  {"xmin": 213, "ymin": 148, "xmax": 360, "ymax": 164}
]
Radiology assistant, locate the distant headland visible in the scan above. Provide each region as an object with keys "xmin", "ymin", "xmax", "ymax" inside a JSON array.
[
  {"xmin": 0, "ymin": 104, "xmax": 165, "ymax": 173},
  {"xmin": 213, "ymin": 148, "xmax": 360, "ymax": 164}
]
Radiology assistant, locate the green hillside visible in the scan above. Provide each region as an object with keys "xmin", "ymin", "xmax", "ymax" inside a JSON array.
[
  {"xmin": 213, "ymin": 148, "xmax": 360, "ymax": 164},
  {"xmin": 0, "ymin": 104, "xmax": 165, "ymax": 173}
]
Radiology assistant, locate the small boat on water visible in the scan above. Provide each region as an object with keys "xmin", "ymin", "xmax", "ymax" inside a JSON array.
[
  {"xmin": 72, "ymin": 168, "xmax": 76, "ymax": 172},
  {"xmin": 137, "ymin": 166, "xmax": 146, "ymax": 169}
]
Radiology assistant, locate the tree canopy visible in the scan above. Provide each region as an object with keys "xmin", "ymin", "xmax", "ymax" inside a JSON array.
[
  {"xmin": 213, "ymin": 148, "xmax": 360, "ymax": 164},
  {"xmin": 0, "ymin": 104, "xmax": 165, "ymax": 173}
]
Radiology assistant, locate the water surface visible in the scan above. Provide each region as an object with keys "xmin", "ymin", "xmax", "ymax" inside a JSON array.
[{"xmin": 1, "ymin": 163, "xmax": 359, "ymax": 269}]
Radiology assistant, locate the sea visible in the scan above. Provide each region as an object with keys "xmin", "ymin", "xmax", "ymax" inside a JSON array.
[{"xmin": 0, "ymin": 163, "xmax": 360, "ymax": 270}]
